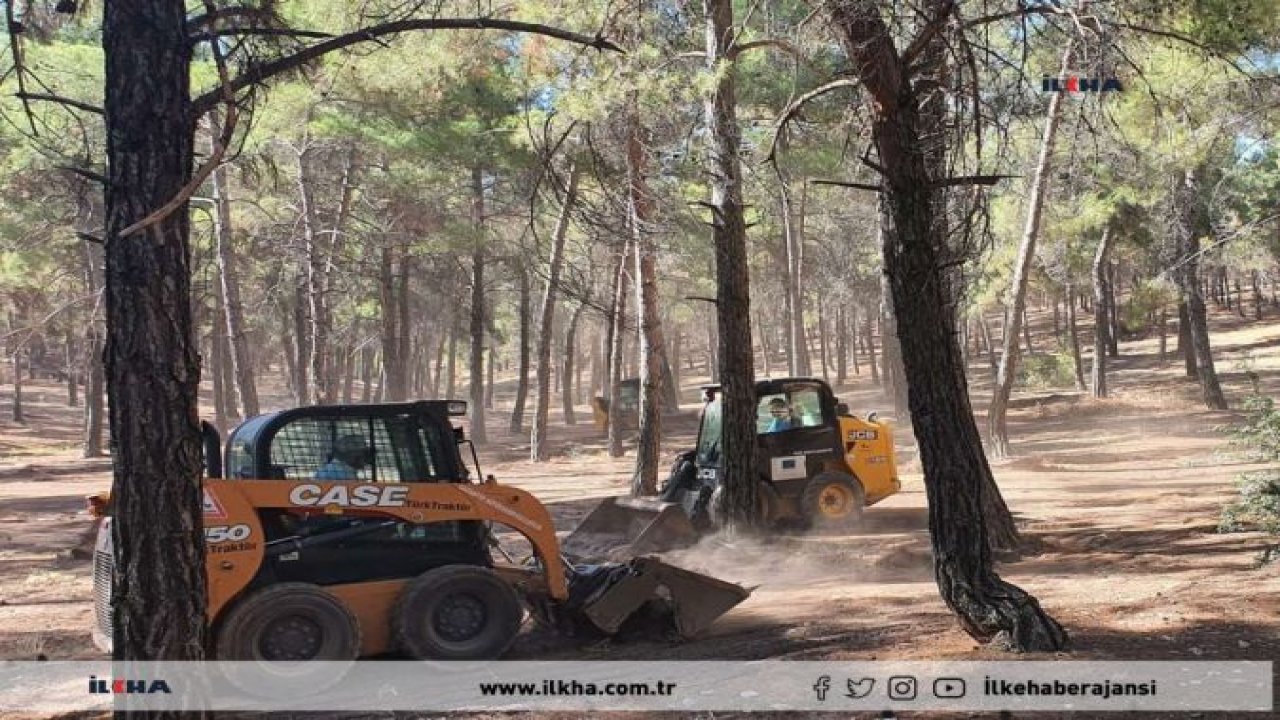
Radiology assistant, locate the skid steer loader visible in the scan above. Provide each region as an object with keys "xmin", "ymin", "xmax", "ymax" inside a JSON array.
[
  {"xmin": 562, "ymin": 377, "xmax": 901, "ymax": 560},
  {"xmin": 89, "ymin": 400, "xmax": 748, "ymax": 661}
]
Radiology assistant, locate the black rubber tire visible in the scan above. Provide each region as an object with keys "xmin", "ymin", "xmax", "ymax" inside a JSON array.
[
  {"xmin": 801, "ymin": 472, "xmax": 866, "ymax": 531},
  {"xmin": 393, "ymin": 565, "xmax": 524, "ymax": 660},
  {"xmin": 214, "ymin": 582, "xmax": 361, "ymax": 661},
  {"xmin": 707, "ymin": 481, "xmax": 777, "ymax": 528},
  {"xmin": 659, "ymin": 450, "xmax": 698, "ymax": 502}
]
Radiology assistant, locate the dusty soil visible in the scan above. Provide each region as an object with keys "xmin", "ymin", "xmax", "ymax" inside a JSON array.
[{"xmin": 1, "ymin": 308, "xmax": 1278, "ymax": 720}]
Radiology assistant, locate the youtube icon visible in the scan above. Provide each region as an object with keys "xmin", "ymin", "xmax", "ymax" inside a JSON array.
[{"xmin": 933, "ymin": 678, "xmax": 966, "ymax": 699}]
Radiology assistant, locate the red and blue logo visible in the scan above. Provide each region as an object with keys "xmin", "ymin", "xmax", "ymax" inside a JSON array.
[{"xmin": 89, "ymin": 676, "xmax": 172, "ymax": 694}]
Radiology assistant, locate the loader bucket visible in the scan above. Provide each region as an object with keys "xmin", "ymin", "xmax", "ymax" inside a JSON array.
[
  {"xmin": 569, "ymin": 556, "xmax": 751, "ymax": 638},
  {"xmin": 561, "ymin": 496, "xmax": 699, "ymax": 562}
]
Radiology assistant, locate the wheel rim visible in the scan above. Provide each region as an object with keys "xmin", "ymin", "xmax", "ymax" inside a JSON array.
[
  {"xmin": 817, "ymin": 484, "xmax": 854, "ymax": 518},
  {"xmin": 433, "ymin": 592, "xmax": 488, "ymax": 643},
  {"xmin": 260, "ymin": 614, "xmax": 324, "ymax": 660}
]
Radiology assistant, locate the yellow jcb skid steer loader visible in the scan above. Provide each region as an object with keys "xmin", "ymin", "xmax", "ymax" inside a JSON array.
[
  {"xmin": 89, "ymin": 400, "xmax": 748, "ymax": 661},
  {"xmin": 562, "ymin": 377, "xmax": 901, "ymax": 560}
]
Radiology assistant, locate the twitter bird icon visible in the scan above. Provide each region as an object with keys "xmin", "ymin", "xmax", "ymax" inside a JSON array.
[{"xmin": 846, "ymin": 678, "xmax": 876, "ymax": 699}]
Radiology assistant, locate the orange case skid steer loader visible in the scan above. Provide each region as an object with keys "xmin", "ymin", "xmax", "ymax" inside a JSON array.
[{"xmin": 90, "ymin": 400, "xmax": 748, "ymax": 661}]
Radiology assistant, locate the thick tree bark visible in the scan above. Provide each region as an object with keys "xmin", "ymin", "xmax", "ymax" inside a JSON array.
[
  {"xmin": 825, "ymin": 0, "xmax": 1063, "ymax": 651},
  {"xmin": 210, "ymin": 126, "xmax": 259, "ymax": 417},
  {"xmin": 705, "ymin": 0, "xmax": 759, "ymax": 530},
  {"xmin": 103, "ymin": 0, "xmax": 206, "ymax": 667},
  {"xmin": 1176, "ymin": 170, "xmax": 1227, "ymax": 410},
  {"xmin": 606, "ymin": 238, "xmax": 632, "ymax": 458},
  {"xmin": 988, "ymin": 43, "xmax": 1071, "ymax": 457},
  {"xmin": 531, "ymin": 161, "xmax": 579, "ymax": 461},
  {"xmin": 627, "ymin": 117, "xmax": 668, "ymax": 496},
  {"xmin": 1091, "ymin": 228, "xmax": 1114, "ymax": 398},
  {"xmin": 509, "ymin": 264, "xmax": 531, "ymax": 433}
]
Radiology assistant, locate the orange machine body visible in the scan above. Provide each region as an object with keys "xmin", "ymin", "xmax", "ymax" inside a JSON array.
[{"xmin": 198, "ymin": 479, "xmax": 566, "ymax": 656}]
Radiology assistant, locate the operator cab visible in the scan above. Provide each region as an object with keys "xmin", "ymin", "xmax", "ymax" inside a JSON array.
[{"xmin": 207, "ymin": 400, "xmax": 489, "ymax": 588}]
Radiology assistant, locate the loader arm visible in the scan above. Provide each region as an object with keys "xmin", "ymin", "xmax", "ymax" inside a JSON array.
[{"xmin": 196, "ymin": 479, "xmax": 569, "ymax": 619}]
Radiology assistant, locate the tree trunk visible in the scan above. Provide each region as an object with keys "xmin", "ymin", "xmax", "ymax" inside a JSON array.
[
  {"xmin": 485, "ymin": 344, "xmax": 494, "ymax": 409},
  {"xmin": 825, "ymin": 0, "xmax": 1063, "ymax": 651},
  {"xmin": 211, "ymin": 290, "xmax": 229, "ymax": 431},
  {"xmin": 1066, "ymin": 282, "xmax": 1086, "ymax": 391},
  {"xmin": 606, "ymin": 238, "xmax": 632, "ymax": 458},
  {"xmin": 1178, "ymin": 301, "xmax": 1197, "ymax": 378},
  {"xmin": 81, "ymin": 240, "xmax": 106, "ymax": 457},
  {"xmin": 341, "ymin": 339, "xmax": 355, "ymax": 403},
  {"xmin": 1235, "ymin": 278, "xmax": 1245, "ymax": 318},
  {"xmin": 627, "ymin": 116, "xmax": 668, "ymax": 496},
  {"xmin": 1176, "ymin": 170, "xmax": 1227, "ymax": 410},
  {"xmin": 879, "ymin": 204, "xmax": 908, "ymax": 417},
  {"xmin": 1252, "ymin": 270, "xmax": 1264, "ymax": 320},
  {"xmin": 103, "ymin": 0, "xmax": 206, "ymax": 666},
  {"xmin": 757, "ymin": 312, "xmax": 772, "ymax": 377},
  {"xmin": 468, "ymin": 166, "xmax": 488, "ymax": 441},
  {"xmin": 509, "ymin": 264, "xmax": 531, "ymax": 433},
  {"xmin": 291, "ymin": 280, "xmax": 311, "ymax": 406},
  {"xmin": 1105, "ymin": 261, "xmax": 1120, "ymax": 358},
  {"xmin": 562, "ymin": 303, "xmax": 583, "ymax": 425},
  {"xmin": 11, "ymin": 348, "xmax": 24, "ymax": 423},
  {"xmin": 378, "ymin": 244, "xmax": 410, "ymax": 402},
  {"xmin": 297, "ymin": 148, "xmax": 335, "ymax": 406},
  {"xmin": 863, "ymin": 306, "xmax": 879, "ymax": 386},
  {"xmin": 361, "ymin": 343, "xmax": 375, "ymax": 402},
  {"xmin": 84, "ymin": 331, "xmax": 105, "ymax": 457},
  {"xmin": 779, "ymin": 168, "xmax": 810, "ymax": 378},
  {"xmin": 1090, "ymin": 228, "xmax": 1113, "ymax": 399},
  {"xmin": 446, "ymin": 314, "xmax": 458, "ymax": 400},
  {"xmin": 835, "ymin": 306, "xmax": 847, "ymax": 382},
  {"xmin": 704, "ymin": 0, "xmax": 759, "ymax": 530},
  {"xmin": 1158, "ymin": 307, "xmax": 1168, "ymax": 364},
  {"xmin": 210, "ymin": 126, "xmax": 259, "ymax": 417},
  {"xmin": 987, "ymin": 42, "xmax": 1071, "ymax": 457},
  {"xmin": 531, "ymin": 161, "xmax": 579, "ymax": 461}
]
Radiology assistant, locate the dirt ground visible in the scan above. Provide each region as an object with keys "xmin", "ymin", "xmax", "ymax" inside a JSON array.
[{"xmin": 1, "ymin": 308, "xmax": 1278, "ymax": 720}]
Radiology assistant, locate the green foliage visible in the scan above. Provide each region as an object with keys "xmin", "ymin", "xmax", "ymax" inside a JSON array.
[
  {"xmin": 1017, "ymin": 349, "xmax": 1078, "ymax": 390},
  {"xmin": 1219, "ymin": 394, "xmax": 1280, "ymax": 534},
  {"xmin": 1121, "ymin": 277, "xmax": 1178, "ymax": 333}
]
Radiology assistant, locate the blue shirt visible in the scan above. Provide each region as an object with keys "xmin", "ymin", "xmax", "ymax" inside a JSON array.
[
  {"xmin": 766, "ymin": 417, "xmax": 793, "ymax": 433},
  {"xmin": 314, "ymin": 459, "xmax": 358, "ymax": 480}
]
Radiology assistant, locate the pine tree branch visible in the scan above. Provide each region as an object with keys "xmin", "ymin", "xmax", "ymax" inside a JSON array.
[
  {"xmin": 191, "ymin": 18, "xmax": 623, "ymax": 117},
  {"xmin": 764, "ymin": 78, "xmax": 860, "ymax": 163},
  {"xmin": 15, "ymin": 92, "xmax": 104, "ymax": 115}
]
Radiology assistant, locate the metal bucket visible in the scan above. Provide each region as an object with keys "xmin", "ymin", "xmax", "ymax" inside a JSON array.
[
  {"xmin": 569, "ymin": 556, "xmax": 751, "ymax": 638},
  {"xmin": 561, "ymin": 496, "xmax": 699, "ymax": 562}
]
